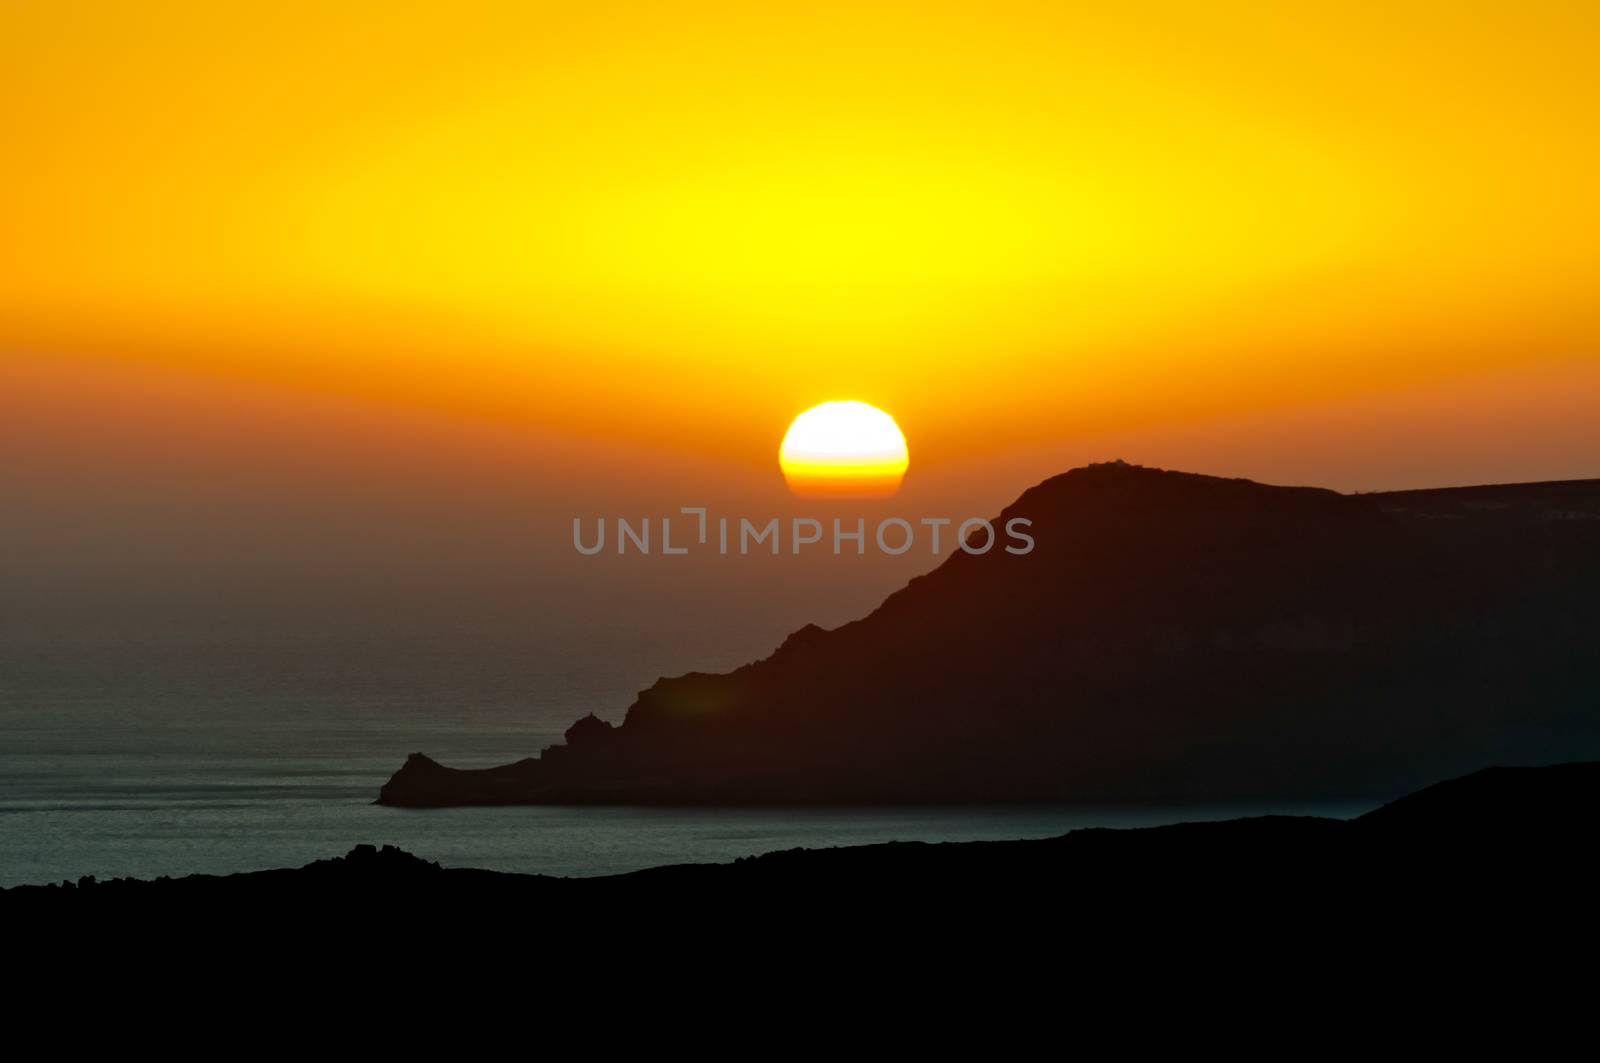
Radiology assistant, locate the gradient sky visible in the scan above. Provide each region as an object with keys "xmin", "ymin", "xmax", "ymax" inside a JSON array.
[{"xmin": 3, "ymin": 2, "xmax": 1598, "ymax": 650}]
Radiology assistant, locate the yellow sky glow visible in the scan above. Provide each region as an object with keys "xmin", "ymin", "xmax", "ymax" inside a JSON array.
[{"xmin": 2, "ymin": 2, "xmax": 1597, "ymax": 471}]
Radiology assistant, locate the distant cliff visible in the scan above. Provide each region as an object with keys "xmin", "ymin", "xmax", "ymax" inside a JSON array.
[{"xmin": 379, "ymin": 464, "xmax": 1600, "ymax": 806}]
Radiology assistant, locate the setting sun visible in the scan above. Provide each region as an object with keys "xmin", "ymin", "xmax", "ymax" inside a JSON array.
[{"xmin": 779, "ymin": 401, "xmax": 909, "ymax": 497}]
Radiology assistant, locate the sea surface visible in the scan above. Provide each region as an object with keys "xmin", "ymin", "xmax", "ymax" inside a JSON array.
[{"xmin": 0, "ymin": 639, "xmax": 1377, "ymax": 888}]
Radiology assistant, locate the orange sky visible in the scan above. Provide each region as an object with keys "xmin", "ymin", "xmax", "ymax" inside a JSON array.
[
  {"xmin": 2, "ymin": 0, "xmax": 1599, "ymax": 643},
  {"xmin": 4, "ymin": 1, "xmax": 1597, "ymax": 467}
]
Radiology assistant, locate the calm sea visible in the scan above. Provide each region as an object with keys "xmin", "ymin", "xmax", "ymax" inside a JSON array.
[{"xmin": 0, "ymin": 638, "xmax": 1375, "ymax": 887}]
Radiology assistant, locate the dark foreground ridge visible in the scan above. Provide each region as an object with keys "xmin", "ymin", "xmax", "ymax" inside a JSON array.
[
  {"xmin": 380, "ymin": 464, "xmax": 1600, "ymax": 806},
  {"xmin": 8, "ymin": 763, "xmax": 1596, "ymax": 917}
]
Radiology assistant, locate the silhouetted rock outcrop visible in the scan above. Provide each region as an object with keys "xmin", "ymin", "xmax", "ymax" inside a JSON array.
[{"xmin": 379, "ymin": 465, "xmax": 1600, "ymax": 806}]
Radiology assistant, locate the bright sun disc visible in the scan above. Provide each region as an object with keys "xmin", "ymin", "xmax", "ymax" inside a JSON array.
[{"xmin": 779, "ymin": 401, "xmax": 909, "ymax": 497}]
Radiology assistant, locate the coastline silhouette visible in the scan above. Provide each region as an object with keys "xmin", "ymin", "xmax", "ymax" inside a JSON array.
[
  {"xmin": 11, "ymin": 763, "xmax": 1595, "ymax": 916},
  {"xmin": 379, "ymin": 463, "xmax": 1600, "ymax": 807}
]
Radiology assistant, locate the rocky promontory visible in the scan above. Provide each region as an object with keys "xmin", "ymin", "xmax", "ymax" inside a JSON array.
[{"xmin": 380, "ymin": 464, "xmax": 1600, "ymax": 806}]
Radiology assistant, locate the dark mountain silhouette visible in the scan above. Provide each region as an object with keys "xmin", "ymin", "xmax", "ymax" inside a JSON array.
[
  {"xmin": 380, "ymin": 464, "xmax": 1600, "ymax": 806},
  {"xmin": 9, "ymin": 764, "xmax": 1597, "ymax": 924}
]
